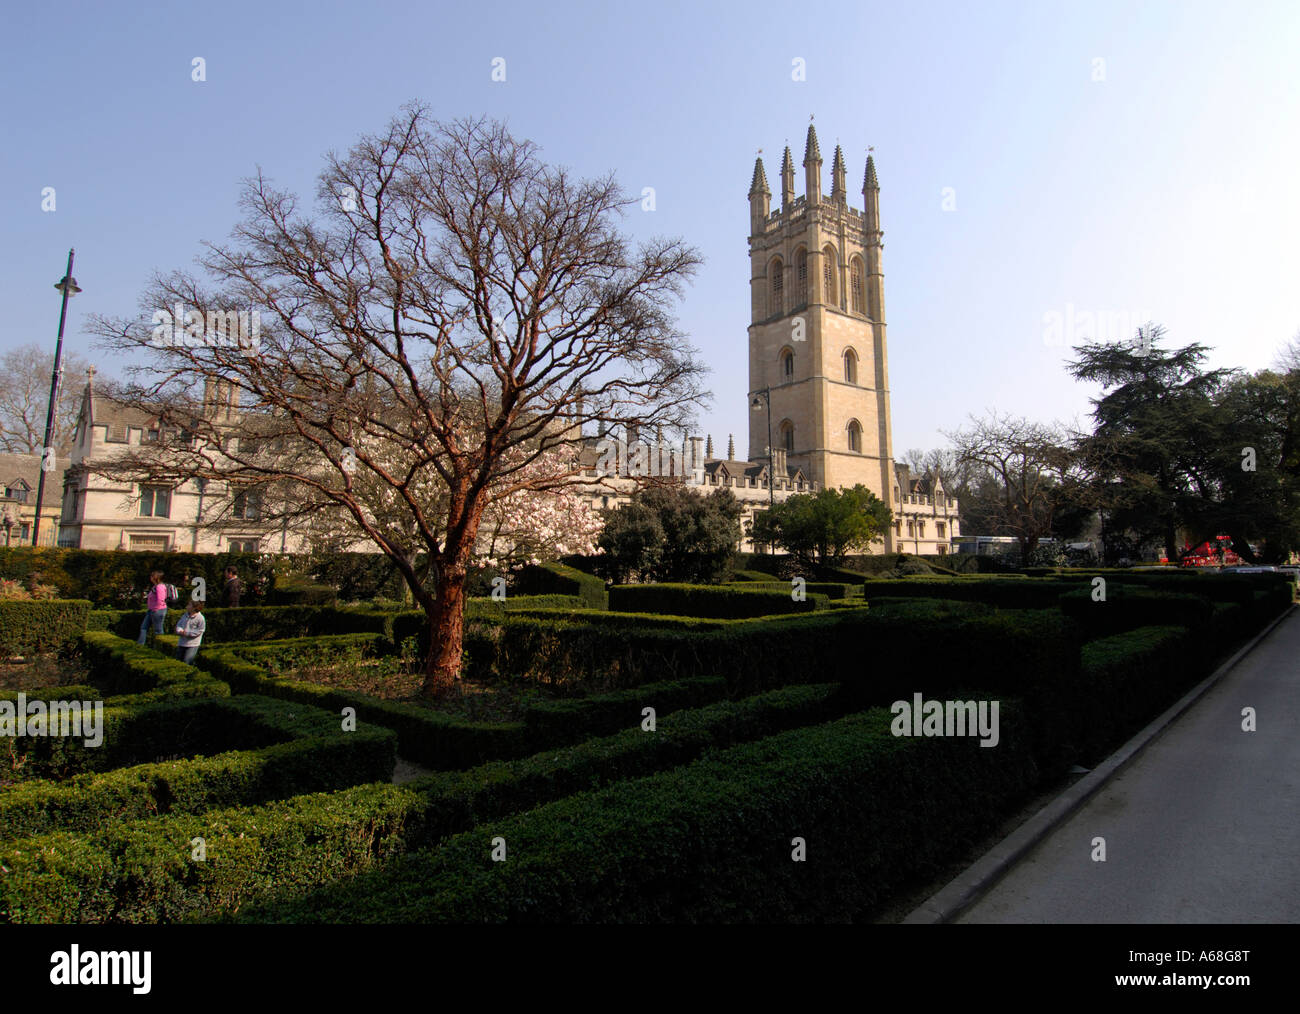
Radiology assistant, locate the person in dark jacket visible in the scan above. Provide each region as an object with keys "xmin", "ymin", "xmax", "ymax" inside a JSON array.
[{"xmin": 224, "ymin": 566, "xmax": 242, "ymax": 608}]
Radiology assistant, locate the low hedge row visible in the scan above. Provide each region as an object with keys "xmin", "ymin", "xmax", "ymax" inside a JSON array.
[
  {"xmin": 238, "ymin": 702, "xmax": 1037, "ymax": 923},
  {"xmin": 513, "ymin": 562, "xmax": 608, "ymax": 610},
  {"xmin": 194, "ymin": 644, "xmax": 737, "ymax": 769},
  {"xmin": 0, "ymin": 599, "xmax": 93, "ymax": 657},
  {"xmin": 4, "ymin": 692, "xmax": 310, "ymax": 782},
  {"xmin": 0, "ymin": 696, "xmax": 396, "ymax": 842},
  {"xmin": 729, "ymin": 569, "xmax": 782, "ymax": 582},
  {"xmin": 79, "ymin": 632, "xmax": 229, "ymax": 701},
  {"xmin": 522, "ymin": 676, "xmax": 728, "ymax": 745},
  {"xmin": 227, "ymin": 633, "xmax": 387, "ymax": 673},
  {"xmin": 861, "ymin": 577, "xmax": 1082, "ymax": 610},
  {"xmin": 0, "ymin": 682, "xmax": 849, "ymax": 922},
  {"xmin": 1076, "ymin": 625, "xmax": 1200, "ymax": 761},
  {"xmin": 194, "ymin": 647, "xmax": 525, "ymax": 770},
  {"xmin": 724, "ymin": 581, "xmax": 861, "ymax": 600},
  {"xmin": 498, "ymin": 608, "xmax": 733, "ymax": 632},
  {"xmin": 608, "ymin": 584, "xmax": 830, "ymax": 618},
  {"xmin": 86, "ymin": 605, "xmax": 392, "ymax": 644},
  {"xmin": 488, "ymin": 603, "xmax": 1076, "ymax": 697},
  {"xmin": 1057, "ymin": 588, "xmax": 1213, "ymax": 640}
]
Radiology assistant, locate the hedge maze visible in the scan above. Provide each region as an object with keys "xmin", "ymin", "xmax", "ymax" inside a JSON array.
[{"xmin": 0, "ymin": 562, "xmax": 1292, "ymax": 923}]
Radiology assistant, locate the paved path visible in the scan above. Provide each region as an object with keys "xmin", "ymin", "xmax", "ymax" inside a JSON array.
[{"xmin": 958, "ymin": 610, "xmax": 1300, "ymax": 923}]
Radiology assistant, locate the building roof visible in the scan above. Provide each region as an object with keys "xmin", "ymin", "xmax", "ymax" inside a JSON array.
[{"xmin": 0, "ymin": 451, "xmax": 68, "ymax": 502}]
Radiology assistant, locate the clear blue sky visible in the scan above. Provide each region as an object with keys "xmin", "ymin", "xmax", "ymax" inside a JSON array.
[{"xmin": 3, "ymin": 0, "xmax": 1298, "ymax": 458}]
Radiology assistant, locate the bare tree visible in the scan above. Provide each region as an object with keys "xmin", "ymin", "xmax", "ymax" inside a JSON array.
[
  {"xmin": 945, "ymin": 412, "xmax": 1078, "ymax": 565},
  {"xmin": 86, "ymin": 106, "xmax": 708, "ymax": 695},
  {"xmin": 0, "ymin": 343, "xmax": 92, "ymax": 457}
]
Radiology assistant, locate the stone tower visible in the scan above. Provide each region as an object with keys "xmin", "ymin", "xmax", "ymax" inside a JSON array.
[{"xmin": 747, "ymin": 123, "xmax": 895, "ymax": 539}]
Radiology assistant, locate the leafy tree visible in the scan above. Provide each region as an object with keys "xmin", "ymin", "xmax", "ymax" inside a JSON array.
[
  {"xmin": 752, "ymin": 484, "xmax": 890, "ymax": 565},
  {"xmin": 1068, "ymin": 326, "xmax": 1236, "ymax": 563},
  {"xmin": 1201, "ymin": 366, "xmax": 1300, "ymax": 562},
  {"xmin": 596, "ymin": 484, "xmax": 741, "ymax": 584}
]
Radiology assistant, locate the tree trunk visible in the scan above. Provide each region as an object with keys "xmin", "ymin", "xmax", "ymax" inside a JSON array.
[{"xmin": 422, "ymin": 562, "xmax": 467, "ymax": 698}]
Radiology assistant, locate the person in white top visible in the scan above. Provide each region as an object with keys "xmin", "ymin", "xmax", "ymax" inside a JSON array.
[{"xmin": 175, "ymin": 601, "xmax": 206, "ymax": 664}]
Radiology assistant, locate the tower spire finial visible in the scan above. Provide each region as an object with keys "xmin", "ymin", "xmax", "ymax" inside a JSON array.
[
  {"xmin": 748, "ymin": 156, "xmax": 770, "ymax": 197},
  {"xmin": 803, "ymin": 121, "xmax": 822, "ymax": 165},
  {"xmin": 832, "ymin": 144, "xmax": 847, "ymax": 200},
  {"xmin": 780, "ymin": 145, "xmax": 796, "ymax": 207}
]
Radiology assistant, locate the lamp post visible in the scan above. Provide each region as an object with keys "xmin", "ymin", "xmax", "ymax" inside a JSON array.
[
  {"xmin": 33, "ymin": 250, "xmax": 81, "ymax": 548},
  {"xmin": 750, "ymin": 387, "xmax": 775, "ymax": 510},
  {"xmin": 749, "ymin": 388, "xmax": 777, "ymax": 557}
]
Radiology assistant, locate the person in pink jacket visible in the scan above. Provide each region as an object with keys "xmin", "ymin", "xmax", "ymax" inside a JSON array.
[{"xmin": 137, "ymin": 570, "xmax": 169, "ymax": 645}]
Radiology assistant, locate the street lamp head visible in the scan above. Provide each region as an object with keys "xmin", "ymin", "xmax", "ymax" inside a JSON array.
[
  {"xmin": 54, "ymin": 276, "xmax": 82, "ymax": 297},
  {"xmin": 750, "ymin": 395, "xmax": 764, "ymax": 411}
]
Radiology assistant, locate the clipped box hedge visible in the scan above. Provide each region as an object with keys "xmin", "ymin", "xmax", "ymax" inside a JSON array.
[
  {"xmin": 861, "ymin": 577, "xmax": 1082, "ymax": 610},
  {"xmin": 86, "ymin": 605, "xmax": 393, "ymax": 644},
  {"xmin": 195, "ymin": 647, "xmax": 528, "ymax": 769},
  {"xmin": 78, "ymin": 631, "xmax": 229, "ymax": 702},
  {"xmin": 608, "ymin": 583, "xmax": 829, "ymax": 618},
  {"xmin": 724, "ymin": 581, "xmax": 861, "ymax": 600},
  {"xmin": 238, "ymin": 703, "xmax": 1037, "ymax": 924},
  {"xmin": 0, "ymin": 599, "xmax": 93, "ymax": 656},
  {"xmin": 0, "ymin": 682, "xmax": 850, "ymax": 922},
  {"xmin": 1075, "ymin": 625, "xmax": 1199, "ymax": 760},
  {"xmin": 522, "ymin": 676, "xmax": 728, "ymax": 745},
  {"xmin": 195, "ymin": 643, "xmax": 733, "ymax": 769},
  {"xmin": 0, "ymin": 696, "xmax": 396, "ymax": 842},
  {"xmin": 728, "ymin": 568, "xmax": 783, "ymax": 582},
  {"xmin": 1057, "ymin": 587, "xmax": 1213, "ymax": 640},
  {"xmin": 4, "ymin": 690, "xmax": 355, "ymax": 783},
  {"xmin": 513, "ymin": 562, "xmax": 608, "ymax": 610}
]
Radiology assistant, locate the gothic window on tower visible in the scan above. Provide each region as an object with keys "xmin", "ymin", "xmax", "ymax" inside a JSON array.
[
  {"xmin": 847, "ymin": 419, "xmax": 862, "ymax": 453},
  {"xmin": 794, "ymin": 248, "xmax": 808, "ymax": 305},
  {"xmin": 781, "ymin": 348, "xmax": 794, "ymax": 381},
  {"xmin": 822, "ymin": 245, "xmax": 837, "ymax": 304},
  {"xmin": 850, "ymin": 257, "xmax": 865, "ymax": 313},
  {"xmin": 843, "ymin": 349, "xmax": 857, "ymax": 384},
  {"xmin": 780, "ymin": 421, "xmax": 794, "ymax": 453},
  {"xmin": 770, "ymin": 258, "xmax": 784, "ymax": 317}
]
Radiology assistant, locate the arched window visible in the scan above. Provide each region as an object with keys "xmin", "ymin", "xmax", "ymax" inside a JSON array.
[
  {"xmin": 794, "ymin": 248, "xmax": 808, "ymax": 305},
  {"xmin": 779, "ymin": 420, "xmax": 794, "ymax": 452},
  {"xmin": 770, "ymin": 258, "xmax": 784, "ymax": 317},
  {"xmin": 843, "ymin": 349, "xmax": 857, "ymax": 384},
  {"xmin": 850, "ymin": 257, "xmax": 865, "ymax": 313},
  {"xmin": 823, "ymin": 245, "xmax": 837, "ymax": 304},
  {"xmin": 780, "ymin": 348, "xmax": 794, "ymax": 381},
  {"xmin": 847, "ymin": 419, "xmax": 862, "ymax": 453}
]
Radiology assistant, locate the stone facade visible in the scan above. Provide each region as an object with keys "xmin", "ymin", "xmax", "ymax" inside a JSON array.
[
  {"xmin": 745, "ymin": 126, "xmax": 895, "ymax": 527},
  {"xmin": 56, "ymin": 374, "xmax": 308, "ymax": 553},
  {"xmin": 0, "ymin": 452, "xmax": 67, "ymax": 547}
]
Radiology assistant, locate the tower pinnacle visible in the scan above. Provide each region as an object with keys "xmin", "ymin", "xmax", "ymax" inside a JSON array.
[{"xmin": 803, "ymin": 123, "xmax": 822, "ymax": 165}]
